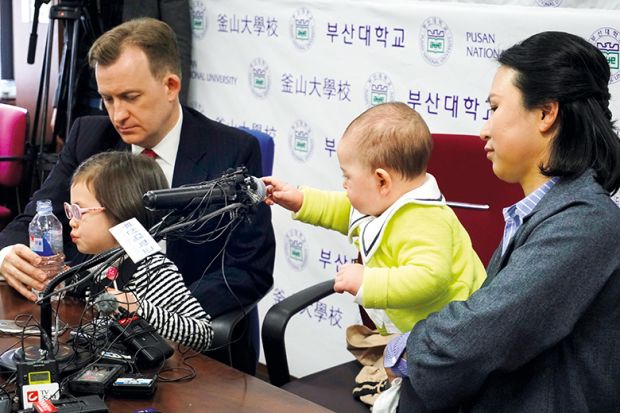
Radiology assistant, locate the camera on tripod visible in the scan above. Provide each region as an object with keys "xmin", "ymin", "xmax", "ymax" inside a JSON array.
[{"xmin": 27, "ymin": 0, "xmax": 102, "ymax": 194}]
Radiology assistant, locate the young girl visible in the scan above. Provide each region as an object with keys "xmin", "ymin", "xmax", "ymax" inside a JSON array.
[{"xmin": 67, "ymin": 151, "xmax": 212, "ymax": 352}]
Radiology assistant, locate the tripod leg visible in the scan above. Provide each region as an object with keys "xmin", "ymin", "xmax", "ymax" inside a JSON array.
[
  {"xmin": 39, "ymin": 23, "xmax": 56, "ymax": 156},
  {"xmin": 28, "ymin": 17, "xmax": 56, "ymax": 196},
  {"xmin": 31, "ymin": 19, "xmax": 55, "ymax": 151},
  {"xmin": 52, "ymin": 23, "xmax": 71, "ymax": 140},
  {"xmin": 66, "ymin": 18, "xmax": 81, "ymax": 139}
]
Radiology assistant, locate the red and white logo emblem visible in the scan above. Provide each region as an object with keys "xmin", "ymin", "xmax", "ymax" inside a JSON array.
[{"xmin": 26, "ymin": 390, "xmax": 39, "ymax": 403}]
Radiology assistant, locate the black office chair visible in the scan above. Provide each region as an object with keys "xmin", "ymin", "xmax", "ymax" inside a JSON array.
[
  {"xmin": 202, "ymin": 128, "xmax": 274, "ymax": 375},
  {"xmin": 263, "ymin": 279, "xmax": 368, "ymax": 412},
  {"xmin": 261, "ymin": 134, "xmax": 522, "ymax": 411}
]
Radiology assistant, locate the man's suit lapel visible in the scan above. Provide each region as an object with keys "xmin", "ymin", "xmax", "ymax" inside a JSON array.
[
  {"xmin": 172, "ymin": 109, "xmax": 210, "ymax": 187},
  {"xmin": 110, "ymin": 108, "xmax": 210, "ymax": 187}
]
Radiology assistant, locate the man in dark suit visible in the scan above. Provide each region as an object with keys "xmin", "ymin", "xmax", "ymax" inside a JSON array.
[{"xmin": 0, "ymin": 18, "xmax": 275, "ymax": 320}]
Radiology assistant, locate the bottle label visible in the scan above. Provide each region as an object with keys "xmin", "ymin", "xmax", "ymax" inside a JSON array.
[
  {"xmin": 30, "ymin": 235, "xmax": 44, "ymax": 254},
  {"xmin": 30, "ymin": 234, "xmax": 55, "ymax": 256}
]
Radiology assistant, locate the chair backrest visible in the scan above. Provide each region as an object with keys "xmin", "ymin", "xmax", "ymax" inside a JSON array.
[
  {"xmin": 0, "ymin": 103, "xmax": 28, "ymax": 187},
  {"xmin": 427, "ymin": 134, "xmax": 522, "ymax": 266},
  {"xmin": 208, "ymin": 127, "xmax": 274, "ymax": 373},
  {"xmin": 239, "ymin": 127, "xmax": 275, "ymax": 176}
]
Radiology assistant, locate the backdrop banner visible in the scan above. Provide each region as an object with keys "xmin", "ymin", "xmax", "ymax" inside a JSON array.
[
  {"xmin": 189, "ymin": 0, "xmax": 620, "ymax": 376},
  {"xmin": 414, "ymin": 0, "xmax": 620, "ymax": 10}
]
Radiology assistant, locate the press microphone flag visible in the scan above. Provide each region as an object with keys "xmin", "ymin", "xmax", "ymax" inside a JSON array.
[{"xmin": 143, "ymin": 168, "xmax": 266, "ymax": 210}]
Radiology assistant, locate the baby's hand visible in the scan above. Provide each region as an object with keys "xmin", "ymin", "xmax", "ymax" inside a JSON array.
[
  {"xmin": 261, "ymin": 176, "xmax": 304, "ymax": 212},
  {"xmin": 334, "ymin": 263, "xmax": 364, "ymax": 296}
]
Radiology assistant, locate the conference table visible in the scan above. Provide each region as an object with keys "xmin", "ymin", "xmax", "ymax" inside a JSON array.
[{"xmin": 0, "ymin": 283, "xmax": 332, "ymax": 412}]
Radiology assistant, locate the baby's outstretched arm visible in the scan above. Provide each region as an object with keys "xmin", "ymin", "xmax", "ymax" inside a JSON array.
[{"xmin": 261, "ymin": 176, "xmax": 304, "ymax": 212}]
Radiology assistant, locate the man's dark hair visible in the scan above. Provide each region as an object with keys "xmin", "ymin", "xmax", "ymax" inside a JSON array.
[{"xmin": 88, "ymin": 17, "xmax": 181, "ymax": 80}]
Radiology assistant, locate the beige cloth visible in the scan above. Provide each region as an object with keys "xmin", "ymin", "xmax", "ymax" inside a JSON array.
[{"xmin": 346, "ymin": 324, "xmax": 397, "ymax": 407}]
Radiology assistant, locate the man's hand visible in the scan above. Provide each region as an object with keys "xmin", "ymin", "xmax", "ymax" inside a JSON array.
[
  {"xmin": 261, "ymin": 176, "xmax": 304, "ymax": 212},
  {"xmin": 334, "ymin": 263, "xmax": 364, "ymax": 296},
  {"xmin": 0, "ymin": 244, "xmax": 46, "ymax": 301}
]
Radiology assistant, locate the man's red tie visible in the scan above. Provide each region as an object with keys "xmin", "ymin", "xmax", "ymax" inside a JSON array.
[{"xmin": 141, "ymin": 148, "xmax": 158, "ymax": 159}]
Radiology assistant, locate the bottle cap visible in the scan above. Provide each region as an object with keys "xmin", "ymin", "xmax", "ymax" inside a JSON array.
[{"xmin": 36, "ymin": 199, "xmax": 53, "ymax": 214}]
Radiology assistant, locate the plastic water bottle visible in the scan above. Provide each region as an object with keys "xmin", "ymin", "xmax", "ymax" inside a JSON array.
[{"xmin": 29, "ymin": 200, "xmax": 65, "ymax": 299}]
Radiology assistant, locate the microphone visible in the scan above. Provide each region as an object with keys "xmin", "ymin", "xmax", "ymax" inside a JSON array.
[
  {"xmin": 93, "ymin": 293, "xmax": 119, "ymax": 317},
  {"xmin": 244, "ymin": 176, "xmax": 267, "ymax": 204},
  {"xmin": 143, "ymin": 171, "xmax": 266, "ymax": 210}
]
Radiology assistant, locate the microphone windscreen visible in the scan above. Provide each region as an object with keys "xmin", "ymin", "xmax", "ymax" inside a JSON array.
[
  {"xmin": 94, "ymin": 292, "xmax": 120, "ymax": 316},
  {"xmin": 247, "ymin": 176, "xmax": 267, "ymax": 204}
]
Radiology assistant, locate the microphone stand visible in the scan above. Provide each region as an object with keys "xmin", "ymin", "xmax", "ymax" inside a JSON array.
[
  {"xmin": 39, "ymin": 246, "xmax": 124, "ymax": 354},
  {"xmin": 0, "ymin": 198, "xmax": 246, "ymax": 372},
  {"xmin": 37, "ymin": 197, "xmax": 250, "ymax": 356},
  {"xmin": 0, "ymin": 247, "xmax": 126, "ymax": 371}
]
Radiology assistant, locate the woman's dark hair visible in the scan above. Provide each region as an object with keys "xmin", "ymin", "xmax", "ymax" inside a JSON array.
[
  {"xmin": 72, "ymin": 151, "xmax": 168, "ymax": 228},
  {"xmin": 498, "ymin": 31, "xmax": 620, "ymax": 194}
]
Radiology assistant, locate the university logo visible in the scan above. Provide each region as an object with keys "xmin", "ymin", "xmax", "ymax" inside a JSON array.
[
  {"xmin": 284, "ymin": 229, "xmax": 308, "ymax": 271},
  {"xmin": 290, "ymin": 7, "xmax": 315, "ymax": 50},
  {"xmin": 536, "ymin": 0, "xmax": 563, "ymax": 6},
  {"xmin": 364, "ymin": 72, "xmax": 394, "ymax": 107},
  {"xmin": 288, "ymin": 120, "xmax": 313, "ymax": 161},
  {"xmin": 419, "ymin": 17, "xmax": 453, "ymax": 66},
  {"xmin": 248, "ymin": 58, "xmax": 271, "ymax": 98},
  {"xmin": 590, "ymin": 27, "xmax": 620, "ymax": 84},
  {"xmin": 190, "ymin": 1, "xmax": 208, "ymax": 39}
]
